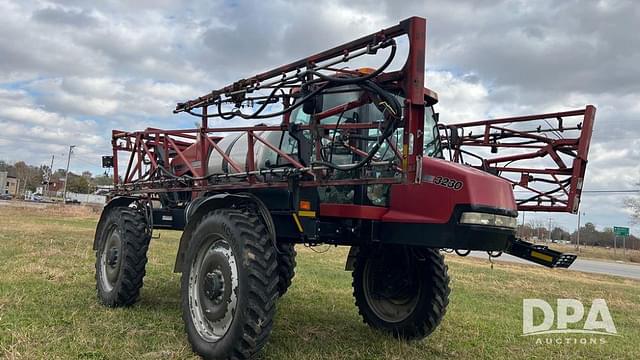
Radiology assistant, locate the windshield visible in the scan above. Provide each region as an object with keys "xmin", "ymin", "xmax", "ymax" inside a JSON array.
[
  {"xmin": 290, "ymin": 88, "xmax": 440, "ymax": 159},
  {"xmin": 423, "ymin": 106, "xmax": 440, "ymax": 157},
  {"xmin": 291, "ymin": 88, "xmax": 367, "ymax": 124},
  {"xmin": 287, "ymin": 87, "xmax": 439, "ymax": 206}
]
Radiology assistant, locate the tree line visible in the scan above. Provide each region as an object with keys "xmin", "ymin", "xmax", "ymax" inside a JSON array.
[
  {"xmin": 0, "ymin": 160, "xmax": 112, "ymax": 195},
  {"xmin": 518, "ymin": 222, "xmax": 640, "ymax": 250}
]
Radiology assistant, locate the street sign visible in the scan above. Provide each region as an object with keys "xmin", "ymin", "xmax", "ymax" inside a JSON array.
[{"xmin": 613, "ymin": 226, "xmax": 629, "ymax": 236}]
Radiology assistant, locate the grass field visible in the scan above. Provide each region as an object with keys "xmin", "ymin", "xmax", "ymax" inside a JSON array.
[
  {"xmin": 1, "ymin": 203, "xmax": 639, "ymax": 359},
  {"xmin": 548, "ymin": 243, "xmax": 640, "ymax": 264}
]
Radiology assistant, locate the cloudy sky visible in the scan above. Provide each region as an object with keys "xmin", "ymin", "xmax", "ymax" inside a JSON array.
[{"xmin": 0, "ymin": 0, "xmax": 639, "ymax": 234}]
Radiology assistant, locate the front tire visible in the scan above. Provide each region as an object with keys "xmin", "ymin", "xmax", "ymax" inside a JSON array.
[
  {"xmin": 95, "ymin": 206, "xmax": 151, "ymax": 307},
  {"xmin": 352, "ymin": 245, "xmax": 450, "ymax": 339},
  {"xmin": 181, "ymin": 209, "xmax": 278, "ymax": 359}
]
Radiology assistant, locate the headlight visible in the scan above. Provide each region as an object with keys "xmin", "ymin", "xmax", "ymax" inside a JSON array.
[{"xmin": 460, "ymin": 212, "xmax": 517, "ymax": 229}]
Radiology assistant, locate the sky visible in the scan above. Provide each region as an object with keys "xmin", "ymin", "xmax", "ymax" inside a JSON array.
[{"xmin": 0, "ymin": 0, "xmax": 639, "ymax": 234}]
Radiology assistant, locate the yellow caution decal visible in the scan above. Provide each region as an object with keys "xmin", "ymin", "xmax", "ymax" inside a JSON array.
[
  {"xmin": 292, "ymin": 213, "xmax": 304, "ymax": 233},
  {"xmin": 297, "ymin": 210, "xmax": 316, "ymax": 218},
  {"xmin": 530, "ymin": 251, "xmax": 553, "ymax": 263}
]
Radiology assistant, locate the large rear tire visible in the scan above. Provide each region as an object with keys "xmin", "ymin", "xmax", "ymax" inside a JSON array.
[
  {"xmin": 95, "ymin": 206, "xmax": 151, "ymax": 307},
  {"xmin": 352, "ymin": 245, "xmax": 450, "ymax": 339},
  {"xmin": 181, "ymin": 209, "xmax": 278, "ymax": 359},
  {"xmin": 276, "ymin": 243, "xmax": 296, "ymax": 296}
]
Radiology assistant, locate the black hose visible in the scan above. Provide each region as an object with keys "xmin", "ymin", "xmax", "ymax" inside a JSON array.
[
  {"xmin": 311, "ymin": 79, "xmax": 401, "ymax": 172},
  {"xmin": 236, "ymin": 82, "xmax": 328, "ymax": 119},
  {"xmin": 184, "ymin": 39, "xmax": 397, "ymax": 121},
  {"xmin": 308, "ymin": 39, "xmax": 397, "ymax": 85},
  {"xmin": 190, "ymin": 79, "xmax": 299, "ymax": 119},
  {"xmin": 184, "ymin": 39, "xmax": 400, "ymax": 173},
  {"xmin": 328, "ymin": 110, "xmax": 345, "ymax": 164}
]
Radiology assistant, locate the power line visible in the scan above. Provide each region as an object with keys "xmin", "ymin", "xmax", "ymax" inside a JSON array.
[
  {"xmin": 582, "ymin": 190, "xmax": 640, "ymax": 193},
  {"xmin": 71, "ymin": 156, "xmax": 98, "ymax": 168},
  {"xmin": 514, "ymin": 189, "xmax": 640, "ymax": 194}
]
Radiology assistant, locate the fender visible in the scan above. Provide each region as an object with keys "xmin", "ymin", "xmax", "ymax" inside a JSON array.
[
  {"xmin": 173, "ymin": 193, "xmax": 275, "ymax": 273},
  {"xmin": 92, "ymin": 196, "xmax": 139, "ymax": 250}
]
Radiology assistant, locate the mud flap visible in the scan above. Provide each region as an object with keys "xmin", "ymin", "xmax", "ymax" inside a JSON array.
[{"xmin": 506, "ymin": 238, "xmax": 577, "ymax": 268}]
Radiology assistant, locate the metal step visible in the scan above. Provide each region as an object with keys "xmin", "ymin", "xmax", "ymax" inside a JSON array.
[{"xmin": 506, "ymin": 238, "xmax": 577, "ymax": 268}]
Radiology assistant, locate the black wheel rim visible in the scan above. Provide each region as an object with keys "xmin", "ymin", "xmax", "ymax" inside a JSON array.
[
  {"xmin": 100, "ymin": 224, "xmax": 122, "ymax": 292},
  {"xmin": 362, "ymin": 248, "xmax": 421, "ymax": 323},
  {"xmin": 188, "ymin": 236, "xmax": 238, "ymax": 342}
]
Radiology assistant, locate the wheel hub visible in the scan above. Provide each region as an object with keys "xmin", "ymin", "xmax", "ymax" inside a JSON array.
[
  {"xmin": 204, "ymin": 270, "xmax": 225, "ymax": 302},
  {"xmin": 99, "ymin": 225, "xmax": 123, "ymax": 292},
  {"xmin": 107, "ymin": 247, "xmax": 119, "ymax": 267},
  {"xmin": 363, "ymin": 248, "xmax": 422, "ymax": 323},
  {"xmin": 188, "ymin": 238, "xmax": 239, "ymax": 342}
]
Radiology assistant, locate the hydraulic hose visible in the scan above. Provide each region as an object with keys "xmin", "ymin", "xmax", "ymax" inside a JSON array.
[
  {"xmin": 184, "ymin": 38, "xmax": 401, "ymax": 173},
  {"xmin": 311, "ymin": 80, "xmax": 402, "ymax": 172},
  {"xmin": 184, "ymin": 39, "xmax": 397, "ymax": 121}
]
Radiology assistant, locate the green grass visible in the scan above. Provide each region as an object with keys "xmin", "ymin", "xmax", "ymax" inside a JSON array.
[{"xmin": 1, "ymin": 203, "xmax": 639, "ymax": 359}]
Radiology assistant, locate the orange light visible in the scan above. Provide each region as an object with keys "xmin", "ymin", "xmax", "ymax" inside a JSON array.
[
  {"xmin": 356, "ymin": 67, "xmax": 376, "ymax": 74},
  {"xmin": 299, "ymin": 200, "xmax": 311, "ymax": 211}
]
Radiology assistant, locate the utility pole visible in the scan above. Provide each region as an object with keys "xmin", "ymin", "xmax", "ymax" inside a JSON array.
[
  {"xmin": 537, "ymin": 222, "xmax": 541, "ymax": 243},
  {"xmin": 576, "ymin": 211, "xmax": 582, "ymax": 253},
  {"xmin": 62, "ymin": 145, "xmax": 75, "ymax": 203},
  {"xmin": 548, "ymin": 217, "xmax": 553, "ymax": 242},
  {"xmin": 44, "ymin": 154, "xmax": 54, "ymax": 197}
]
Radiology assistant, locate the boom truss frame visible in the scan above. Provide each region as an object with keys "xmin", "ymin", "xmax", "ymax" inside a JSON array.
[
  {"xmin": 440, "ymin": 105, "xmax": 596, "ymax": 213},
  {"xmin": 109, "ymin": 17, "xmax": 429, "ymax": 196}
]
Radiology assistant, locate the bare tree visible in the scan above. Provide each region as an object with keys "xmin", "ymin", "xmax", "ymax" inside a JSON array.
[{"xmin": 624, "ymin": 195, "xmax": 640, "ymax": 224}]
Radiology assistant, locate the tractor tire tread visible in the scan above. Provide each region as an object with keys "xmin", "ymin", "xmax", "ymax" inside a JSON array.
[
  {"xmin": 95, "ymin": 206, "xmax": 150, "ymax": 308},
  {"xmin": 182, "ymin": 209, "xmax": 278, "ymax": 360}
]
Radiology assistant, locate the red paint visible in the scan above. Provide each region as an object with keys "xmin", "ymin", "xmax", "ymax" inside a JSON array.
[
  {"xmin": 319, "ymin": 157, "xmax": 516, "ymax": 223},
  {"xmin": 402, "ymin": 17, "xmax": 426, "ymax": 183},
  {"xmin": 383, "ymin": 157, "xmax": 516, "ymax": 223},
  {"xmin": 320, "ymin": 203, "xmax": 387, "ymax": 220}
]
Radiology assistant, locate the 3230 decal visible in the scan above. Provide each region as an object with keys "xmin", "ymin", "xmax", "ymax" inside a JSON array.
[{"xmin": 423, "ymin": 175, "xmax": 464, "ymax": 190}]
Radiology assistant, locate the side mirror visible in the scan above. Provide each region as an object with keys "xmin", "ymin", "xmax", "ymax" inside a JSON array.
[
  {"xmin": 449, "ymin": 125, "xmax": 461, "ymax": 147},
  {"xmin": 303, "ymin": 95, "xmax": 323, "ymax": 115},
  {"xmin": 431, "ymin": 105, "xmax": 439, "ymax": 123}
]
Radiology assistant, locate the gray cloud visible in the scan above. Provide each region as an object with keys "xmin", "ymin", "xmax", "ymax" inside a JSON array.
[
  {"xmin": 427, "ymin": 0, "xmax": 640, "ymax": 95},
  {"xmin": 32, "ymin": 5, "xmax": 98, "ymax": 27}
]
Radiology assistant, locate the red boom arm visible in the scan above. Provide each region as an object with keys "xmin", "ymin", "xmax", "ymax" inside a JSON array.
[{"xmin": 440, "ymin": 105, "xmax": 596, "ymax": 213}]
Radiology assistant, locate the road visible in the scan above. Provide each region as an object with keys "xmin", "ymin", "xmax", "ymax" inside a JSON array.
[{"xmin": 467, "ymin": 251, "xmax": 640, "ymax": 280}]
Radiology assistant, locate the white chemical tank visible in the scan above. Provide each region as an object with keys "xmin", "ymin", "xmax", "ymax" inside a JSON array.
[{"xmin": 207, "ymin": 131, "xmax": 285, "ymax": 174}]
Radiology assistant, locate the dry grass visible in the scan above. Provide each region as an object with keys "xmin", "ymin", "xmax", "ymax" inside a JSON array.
[
  {"xmin": 547, "ymin": 242, "xmax": 640, "ymax": 263},
  {"xmin": 1, "ymin": 203, "xmax": 639, "ymax": 359}
]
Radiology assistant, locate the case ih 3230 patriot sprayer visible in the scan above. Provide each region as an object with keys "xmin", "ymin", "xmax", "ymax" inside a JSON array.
[{"xmin": 94, "ymin": 17, "xmax": 595, "ymax": 359}]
